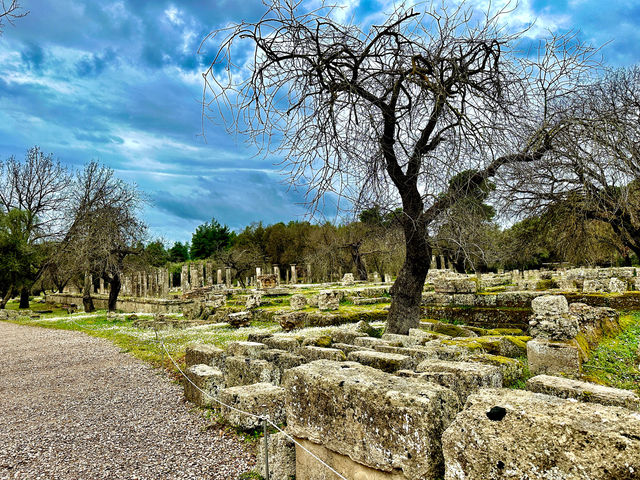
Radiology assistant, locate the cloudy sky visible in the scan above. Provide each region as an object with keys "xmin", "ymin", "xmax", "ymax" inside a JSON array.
[{"xmin": 1, "ymin": 0, "xmax": 639, "ymax": 243}]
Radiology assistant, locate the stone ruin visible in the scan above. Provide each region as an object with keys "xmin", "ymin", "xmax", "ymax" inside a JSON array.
[{"xmin": 182, "ymin": 294, "xmax": 640, "ymax": 479}]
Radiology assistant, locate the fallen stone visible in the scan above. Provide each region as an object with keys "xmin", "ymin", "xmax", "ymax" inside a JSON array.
[
  {"xmin": 609, "ymin": 277, "xmax": 627, "ymax": 294},
  {"xmin": 184, "ymin": 364, "xmax": 224, "ymax": 407},
  {"xmin": 531, "ymin": 294, "xmax": 569, "ymax": 315},
  {"xmin": 257, "ymin": 349, "xmax": 306, "ymax": 385},
  {"xmin": 299, "ymin": 346, "xmax": 346, "ymax": 362},
  {"xmin": 226, "ymin": 341, "xmax": 268, "ymax": 359},
  {"xmin": 353, "ymin": 336, "xmax": 393, "ymax": 349},
  {"xmin": 263, "ymin": 336, "xmax": 302, "ymax": 353},
  {"xmin": 347, "ymin": 350, "xmax": 414, "ymax": 373},
  {"xmin": 416, "ymin": 359, "xmax": 502, "ymax": 403},
  {"xmin": 442, "ymin": 388, "xmax": 640, "ymax": 480},
  {"xmin": 225, "ymin": 356, "xmax": 277, "ymax": 387},
  {"xmin": 467, "ymin": 354, "xmax": 525, "ymax": 387},
  {"xmin": 527, "ymin": 339, "xmax": 581, "ymax": 376},
  {"xmin": 227, "ymin": 311, "xmax": 251, "ymax": 328},
  {"xmin": 289, "ymin": 293, "xmax": 307, "ymax": 310},
  {"xmin": 185, "ymin": 344, "xmax": 226, "ymax": 369},
  {"xmin": 315, "ymin": 290, "xmax": 341, "ymax": 311},
  {"xmin": 245, "ymin": 292, "xmax": 263, "ymax": 309},
  {"xmin": 284, "ymin": 360, "xmax": 459, "ymax": 479},
  {"xmin": 526, "ymin": 374, "xmax": 640, "ymax": 410},
  {"xmin": 219, "ymin": 382, "xmax": 286, "ymax": 430}
]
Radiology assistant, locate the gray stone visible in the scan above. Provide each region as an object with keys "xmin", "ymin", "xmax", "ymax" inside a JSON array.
[
  {"xmin": 467, "ymin": 354, "xmax": 525, "ymax": 387},
  {"xmin": 219, "ymin": 382, "xmax": 286, "ymax": 430},
  {"xmin": 283, "ymin": 360, "xmax": 460, "ymax": 479},
  {"xmin": 442, "ymin": 388, "xmax": 640, "ymax": 480},
  {"xmin": 299, "ymin": 346, "xmax": 346, "ymax": 362},
  {"xmin": 226, "ymin": 341, "xmax": 267, "ymax": 359},
  {"xmin": 184, "ymin": 364, "xmax": 224, "ymax": 407},
  {"xmin": 434, "ymin": 278, "xmax": 477, "ymax": 294},
  {"xmin": 257, "ymin": 431, "xmax": 296, "ymax": 480},
  {"xmin": 528, "ymin": 312, "xmax": 579, "ymax": 340},
  {"xmin": 415, "ymin": 359, "xmax": 502, "ymax": 403},
  {"xmin": 341, "ymin": 273, "xmax": 355, "ymax": 286},
  {"xmin": 347, "ymin": 350, "xmax": 414, "ymax": 373},
  {"xmin": 225, "ymin": 356, "xmax": 277, "ymax": 387},
  {"xmin": 289, "ymin": 294, "xmax": 307, "ymax": 310},
  {"xmin": 353, "ymin": 336, "xmax": 393, "ymax": 349},
  {"xmin": 185, "ymin": 344, "xmax": 226, "ymax": 370},
  {"xmin": 227, "ymin": 311, "xmax": 251, "ymax": 328},
  {"xmin": 257, "ymin": 349, "xmax": 307, "ymax": 385},
  {"xmin": 608, "ymin": 277, "xmax": 627, "ymax": 294},
  {"xmin": 277, "ymin": 311, "xmax": 309, "ymax": 331},
  {"xmin": 245, "ymin": 292, "xmax": 263, "ymax": 309},
  {"xmin": 583, "ymin": 279, "xmax": 607, "ymax": 293},
  {"xmin": 263, "ymin": 336, "xmax": 302, "ymax": 353},
  {"xmin": 527, "ymin": 339, "xmax": 581, "ymax": 376},
  {"xmin": 526, "ymin": 374, "xmax": 640, "ymax": 410},
  {"xmin": 331, "ymin": 342, "xmax": 373, "ymax": 355},
  {"xmin": 315, "ymin": 290, "xmax": 341, "ymax": 311},
  {"xmin": 380, "ymin": 333, "xmax": 419, "ymax": 347},
  {"xmin": 531, "ymin": 294, "xmax": 568, "ymax": 315}
]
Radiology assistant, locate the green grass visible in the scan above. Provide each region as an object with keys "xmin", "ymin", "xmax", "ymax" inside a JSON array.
[{"xmin": 582, "ymin": 312, "xmax": 640, "ymax": 394}]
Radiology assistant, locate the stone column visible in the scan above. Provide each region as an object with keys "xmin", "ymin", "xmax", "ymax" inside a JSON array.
[
  {"xmin": 256, "ymin": 267, "xmax": 262, "ymax": 277},
  {"xmin": 273, "ymin": 265, "xmax": 280, "ymax": 285},
  {"xmin": 439, "ymin": 255, "xmax": 445, "ymax": 270},
  {"xmin": 142, "ymin": 273, "xmax": 148, "ymax": 298},
  {"xmin": 99, "ymin": 278, "xmax": 105, "ymax": 295},
  {"xmin": 291, "ymin": 264, "xmax": 297, "ymax": 284},
  {"xmin": 181, "ymin": 264, "xmax": 190, "ymax": 292},
  {"xmin": 225, "ymin": 267, "xmax": 232, "ymax": 288},
  {"xmin": 217, "ymin": 268, "xmax": 223, "ymax": 285},
  {"xmin": 431, "ymin": 255, "xmax": 437, "ymax": 268},
  {"xmin": 306, "ymin": 263, "xmax": 312, "ymax": 283},
  {"xmin": 206, "ymin": 263, "xmax": 214, "ymax": 286}
]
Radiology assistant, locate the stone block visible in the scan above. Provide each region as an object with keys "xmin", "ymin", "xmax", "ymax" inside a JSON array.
[
  {"xmin": 433, "ymin": 278, "xmax": 477, "ymax": 294},
  {"xmin": 245, "ymin": 293, "xmax": 263, "ymax": 309},
  {"xmin": 527, "ymin": 339, "xmax": 581, "ymax": 376},
  {"xmin": 583, "ymin": 279, "xmax": 607, "ymax": 293},
  {"xmin": 225, "ymin": 356, "xmax": 277, "ymax": 387},
  {"xmin": 283, "ymin": 360, "xmax": 459, "ymax": 479},
  {"xmin": 257, "ymin": 431, "xmax": 296, "ymax": 480},
  {"xmin": 380, "ymin": 333, "xmax": 420, "ymax": 347},
  {"xmin": 353, "ymin": 336, "xmax": 393, "ymax": 348},
  {"xmin": 219, "ymin": 382, "xmax": 286, "ymax": 430},
  {"xmin": 529, "ymin": 313, "xmax": 579, "ymax": 340},
  {"xmin": 415, "ymin": 359, "xmax": 502, "ymax": 403},
  {"xmin": 184, "ymin": 364, "xmax": 224, "ymax": 407},
  {"xmin": 299, "ymin": 346, "xmax": 346, "ymax": 362},
  {"xmin": 264, "ymin": 336, "xmax": 302, "ymax": 353},
  {"xmin": 526, "ymin": 374, "xmax": 640, "ymax": 410},
  {"xmin": 277, "ymin": 311, "xmax": 309, "ymax": 331},
  {"xmin": 294, "ymin": 437, "xmax": 406, "ymax": 480},
  {"xmin": 332, "ymin": 342, "xmax": 372, "ymax": 355},
  {"xmin": 347, "ymin": 350, "xmax": 414, "ymax": 373},
  {"xmin": 442, "ymin": 388, "xmax": 640, "ymax": 480},
  {"xmin": 226, "ymin": 341, "xmax": 268, "ymax": 359},
  {"xmin": 531, "ymin": 294, "xmax": 568, "ymax": 315},
  {"xmin": 341, "ymin": 273, "xmax": 355, "ymax": 286},
  {"xmin": 258, "ymin": 349, "xmax": 307, "ymax": 385},
  {"xmin": 289, "ymin": 294, "xmax": 307, "ymax": 310},
  {"xmin": 608, "ymin": 277, "xmax": 627, "ymax": 294},
  {"xmin": 185, "ymin": 344, "xmax": 226, "ymax": 369},
  {"xmin": 315, "ymin": 290, "xmax": 341, "ymax": 311},
  {"xmin": 227, "ymin": 311, "xmax": 251, "ymax": 328},
  {"xmin": 431, "ymin": 323, "xmax": 478, "ymax": 338},
  {"xmin": 408, "ymin": 328, "xmax": 443, "ymax": 343},
  {"xmin": 467, "ymin": 354, "xmax": 525, "ymax": 387}
]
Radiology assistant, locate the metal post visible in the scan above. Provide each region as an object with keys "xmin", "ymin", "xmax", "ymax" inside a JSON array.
[{"xmin": 263, "ymin": 415, "xmax": 270, "ymax": 480}]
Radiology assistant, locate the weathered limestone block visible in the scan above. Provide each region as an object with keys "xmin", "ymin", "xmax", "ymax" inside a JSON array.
[
  {"xmin": 283, "ymin": 360, "xmax": 459, "ymax": 479},
  {"xmin": 583, "ymin": 278, "xmax": 607, "ymax": 293},
  {"xmin": 315, "ymin": 290, "xmax": 341, "ymax": 311},
  {"xmin": 299, "ymin": 346, "xmax": 346, "ymax": 362},
  {"xmin": 185, "ymin": 344, "xmax": 226, "ymax": 370},
  {"xmin": 451, "ymin": 293, "xmax": 476, "ymax": 306},
  {"xmin": 227, "ymin": 311, "xmax": 251, "ymax": 328},
  {"xmin": 408, "ymin": 328, "xmax": 443, "ymax": 343},
  {"xmin": 294, "ymin": 437, "xmax": 407, "ymax": 480},
  {"xmin": 332, "ymin": 342, "xmax": 373, "ymax": 355},
  {"xmin": 433, "ymin": 278, "xmax": 477, "ymax": 294},
  {"xmin": 329, "ymin": 321, "xmax": 371, "ymax": 344},
  {"xmin": 277, "ymin": 311, "xmax": 309, "ymax": 331},
  {"xmin": 526, "ymin": 374, "xmax": 640, "ymax": 410},
  {"xmin": 418, "ymin": 341, "xmax": 470, "ymax": 361},
  {"xmin": 528, "ymin": 312, "xmax": 579, "ymax": 340},
  {"xmin": 301, "ymin": 335, "xmax": 333, "ymax": 348},
  {"xmin": 352, "ymin": 296, "xmax": 389, "ymax": 305},
  {"xmin": 381, "ymin": 333, "xmax": 420, "ymax": 347},
  {"xmin": 527, "ymin": 339, "xmax": 581, "ymax": 376},
  {"xmin": 184, "ymin": 364, "xmax": 224, "ymax": 407},
  {"xmin": 531, "ymin": 294, "xmax": 568, "ymax": 315},
  {"xmin": 608, "ymin": 277, "xmax": 627, "ymax": 294},
  {"xmin": 415, "ymin": 359, "xmax": 502, "ymax": 403},
  {"xmin": 263, "ymin": 336, "xmax": 303, "ymax": 353},
  {"xmin": 257, "ymin": 349, "xmax": 307, "ymax": 385},
  {"xmin": 341, "ymin": 273, "xmax": 355, "ymax": 286},
  {"xmin": 182, "ymin": 301, "xmax": 204, "ymax": 320},
  {"xmin": 442, "ymin": 388, "xmax": 640, "ymax": 480},
  {"xmin": 289, "ymin": 293, "xmax": 307, "ymax": 310},
  {"xmin": 245, "ymin": 292, "xmax": 263, "ymax": 309},
  {"xmin": 226, "ymin": 341, "xmax": 268, "ymax": 359},
  {"xmin": 219, "ymin": 382, "xmax": 286, "ymax": 430},
  {"xmin": 353, "ymin": 336, "xmax": 393, "ymax": 348},
  {"xmin": 347, "ymin": 350, "xmax": 414, "ymax": 373},
  {"xmin": 257, "ymin": 274, "xmax": 278, "ymax": 289},
  {"xmin": 569, "ymin": 302, "xmax": 620, "ymax": 347},
  {"xmin": 431, "ymin": 323, "xmax": 478, "ymax": 338},
  {"xmin": 257, "ymin": 431, "xmax": 296, "ymax": 480},
  {"xmin": 467, "ymin": 354, "xmax": 525, "ymax": 387},
  {"xmin": 225, "ymin": 356, "xmax": 277, "ymax": 387}
]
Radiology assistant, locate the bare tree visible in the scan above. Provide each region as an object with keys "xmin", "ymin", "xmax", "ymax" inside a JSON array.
[
  {"xmin": 506, "ymin": 66, "xmax": 640, "ymax": 261},
  {"xmin": 0, "ymin": 147, "xmax": 69, "ymax": 307},
  {"xmin": 60, "ymin": 162, "xmax": 146, "ymax": 312},
  {"xmin": 0, "ymin": 0, "xmax": 26, "ymax": 34},
  {"xmin": 203, "ymin": 1, "xmax": 598, "ymax": 333}
]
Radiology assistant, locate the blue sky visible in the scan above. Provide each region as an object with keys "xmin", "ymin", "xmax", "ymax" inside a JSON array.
[{"xmin": 1, "ymin": 0, "xmax": 639, "ymax": 244}]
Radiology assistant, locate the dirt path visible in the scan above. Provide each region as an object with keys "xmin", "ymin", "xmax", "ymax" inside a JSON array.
[{"xmin": 0, "ymin": 322, "xmax": 255, "ymax": 480}]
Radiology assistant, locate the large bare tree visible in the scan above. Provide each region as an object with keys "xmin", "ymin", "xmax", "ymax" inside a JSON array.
[
  {"xmin": 0, "ymin": 0, "xmax": 26, "ymax": 34},
  {"xmin": 203, "ymin": 1, "xmax": 598, "ymax": 333}
]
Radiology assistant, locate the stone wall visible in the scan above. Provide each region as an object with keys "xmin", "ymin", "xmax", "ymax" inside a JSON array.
[{"xmin": 45, "ymin": 293, "xmax": 191, "ymax": 313}]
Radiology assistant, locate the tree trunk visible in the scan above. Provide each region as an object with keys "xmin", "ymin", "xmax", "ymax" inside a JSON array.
[
  {"xmin": 107, "ymin": 274, "xmax": 121, "ymax": 312},
  {"xmin": 19, "ymin": 286, "xmax": 30, "ymax": 309},
  {"xmin": 349, "ymin": 244, "xmax": 368, "ymax": 281},
  {"xmin": 0, "ymin": 286, "xmax": 13, "ymax": 309},
  {"xmin": 386, "ymin": 219, "xmax": 431, "ymax": 334},
  {"xmin": 82, "ymin": 273, "xmax": 95, "ymax": 313}
]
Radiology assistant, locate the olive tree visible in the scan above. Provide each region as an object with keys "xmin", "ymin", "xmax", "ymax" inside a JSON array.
[{"xmin": 203, "ymin": 1, "xmax": 598, "ymax": 333}]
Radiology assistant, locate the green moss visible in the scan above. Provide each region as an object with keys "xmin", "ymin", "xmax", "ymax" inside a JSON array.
[
  {"xmin": 536, "ymin": 279, "xmax": 558, "ymax": 290},
  {"xmin": 486, "ymin": 328, "xmax": 524, "ymax": 336},
  {"xmin": 315, "ymin": 335, "xmax": 333, "ymax": 348},
  {"xmin": 432, "ymin": 323, "xmax": 475, "ymax": 337},
  {"xmin": 441, "ymin": 338, "xmax": 485, "ymax": 351}
]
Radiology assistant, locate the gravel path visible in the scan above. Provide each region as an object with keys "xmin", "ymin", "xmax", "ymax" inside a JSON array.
[{"xmin": 0, "ymin": 322, "xmax": 255, "ymax": 480}]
